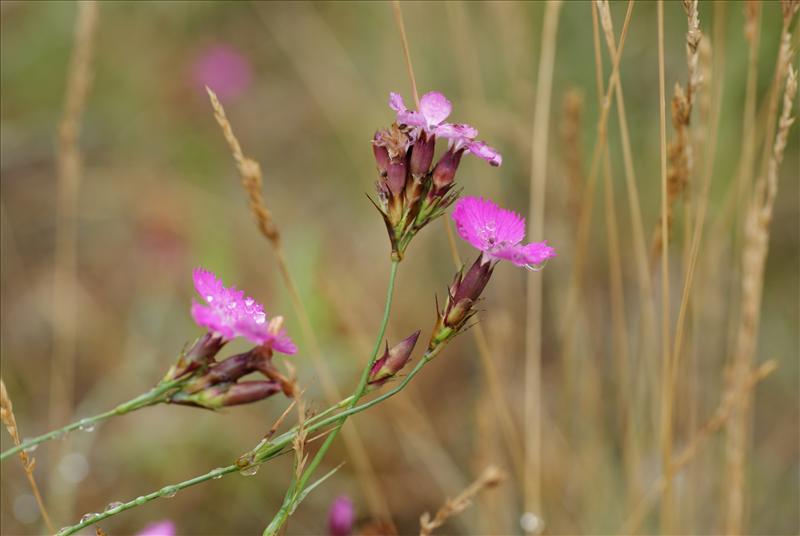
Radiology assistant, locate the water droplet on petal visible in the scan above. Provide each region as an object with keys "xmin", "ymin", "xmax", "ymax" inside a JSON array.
[
  {"xmin": 78, "ymin": 419, "xmax": 96, "ymax": 432},
  {"xmin": 244, "ymin": 298, "xmax": 254, "ymax": 307},
  {"xmin": 160, "ymin": 485, "xmax": 178, "ymax": 498},
  {"xmin": 80, "ymin": 513, "xmax": 97, "ymax": 523},
  {"xmin": 239, "ymin": 465, "xmax": 259, "ymax": 476},
  {"xmin": 206, "ymin": 295, "xmax": 214, "ymax": 303},
  {"xmin": 254, "ymin": 312, "xmax": 266, "ymax": 325},
  {"xmin": 524, "ymin": 260, "xmax": 548, "ymax": 272},
  {"xmin": 228, "ymin": 301, "xmax": 237, "ymax": 309},
  {"xmin": 104, "ymin": 501, "xmax": 124, "ymax": 513}
]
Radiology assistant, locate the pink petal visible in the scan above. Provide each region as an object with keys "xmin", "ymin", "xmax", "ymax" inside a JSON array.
[
  {"xmin": 451, "ymin": 196, "xmax": 526, "ymax": 252},
  {"xmin": 435, "ymin": 122, "xmax": 478, "ymax": 140},
  {"xmin": 234, "ymin": 319, "xmax": 297, "ymax": 355},
  {"xmin": 389, "ymin": 92, "xmax": 406, "ymax": 112},
  {"xmin": 419, "ymin": 91, "xmax": 452, "ymax": 126},
  {"xmin": 193, "ymin": 268, "xmax": 223, "ymax": 303},
  {"xmin": 467, "ymin": 141, "xmax": 502, "ymax": 166},
  {"xmin": 396, "ymin": 110, "xmax": 427, "ymax": 128},
  {"xmin": 271, "ymin": 329, "xmax": 298, "ymax": 355},
  {"xmin": 492, "ymin": 241, "xmax": 556, "ymax": 267},
  {"xmin": 136, "ymin": 520, "xmax": 176, "ymax": 536}
]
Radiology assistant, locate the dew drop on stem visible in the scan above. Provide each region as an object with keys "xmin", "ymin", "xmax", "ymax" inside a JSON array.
[
  {"xmin": 80, "ymin": 513, "xmax": 97, "ymax": 523},
  {"xmin": 239, "ymin": 465, "xmax": 259, "ymax": 477},
  {"xmin": 160, "ymin": 486, "xmax": 178, "ymax": 498},
  {"xmin": 135, "ymin": 496, "xmax": 146, "ymax": 505},
  {"xmin": 78, "ymin": 419, "xmax": 96, "ymax": 432},
  {"xmin": 104, "ymin": 501, "xmax": 124, "ymax": 513}
]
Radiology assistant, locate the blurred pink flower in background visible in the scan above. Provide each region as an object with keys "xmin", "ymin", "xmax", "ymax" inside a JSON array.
[
  {"xmin": 327, "ymin": 495, "xmax": 354, "ymax": 536},
  {"xmin": 190, "ymin": 44, "xmax": 252, "ymax": 100},
  {"xmin": 136, "ymin": 520, "xmax": 175, "ymax": 536}
]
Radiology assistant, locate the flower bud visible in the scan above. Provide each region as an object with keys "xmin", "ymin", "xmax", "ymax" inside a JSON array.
[
  {"xmin": 372, "ymin": 140, "xmax": 390, "ymax": 176},
  {"xmin": 171, "ymin": 380, "xmax": 280, "ymax": 409},
  {"xmin": 431, "ymin": 149, "xmax": 464, "ymax": 193},
  {"xmin": 386, "ymin": 160, "xmax": 407, "ymax": 197},
  {"xmin": 219, "ymin": 381, "xmax": 281, "ymax": 407},
  {"xmin": 409, "ymin": 132, "xmax": 435, "ymax": 177},
  {"xmin": 444, "ymin": 254, "xmax": 493, "ymax": 329},
  {"xmin": 170, "ymin": 332, "xmax": 225, "ymax": 379},
  {"xmin": 369, "ymin": 330, "xmax": 421, "ymax": 386},
  {"xmin": 185, "ymin": 351, "xmax": 254, "ymax": 393}
]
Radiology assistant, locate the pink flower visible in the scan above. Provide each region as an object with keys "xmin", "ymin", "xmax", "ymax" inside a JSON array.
[
  {"xmin": 390, "ymin": 91, "xmax": 452, "ymax": 134},
  {"xmin": 136, "ymin": 520, "xmax": 175, "ymax": 536},
  {"xmin": 451, "ymin": 196, "xmax": 555, "ymax": 269},
  {"xmin": 389, "ymin": 91, "xmax": 502, "ymax": 166},
  {"xmin": 191, "ymin": 268, "xmax": 297, "ymax": 354},
  {"xmin": 328, "ymin": 495, "xmax": 355, "ymax": 536},
  {"xmin": 191, "ymin": 44, "xmax": 252, "ymax": 100}
]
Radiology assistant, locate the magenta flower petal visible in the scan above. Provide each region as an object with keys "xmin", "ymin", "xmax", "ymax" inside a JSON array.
[
  {"xmin": 418, "ymin": 91, "xmax": 452, "ymax": 127},
  {"xmin": 451, "ymin": 197, "xmax": 555, "ymax": 269},
  {"xmin": 452, "ymin": 196, "xmax": 526, "ymax": 251},
  {"xmin": 235, "ymin": 319, "xmax": 298, "ymax": 355},
  {"xmin": 191, "ymin": 268, "xmax": 296, "ymax": 353},
  {"xmin": 435, "ymin": 122, "xmax": 479, "ymax": 140},
  {"xmin": 389, "ymin": 92, "xmax": 406, "ymax": 112},
  {"xmin": 467, "ymin": 141, "xmax": 503, "ymax": 167},
  {"xmin": 396, "ymin": 109, "xmax": 427, "ymax": 128},
  {"xmin": 493, "ymin": 241, "xmax": 556, "ymax": 267},
  {"xmin": 136, "ymin": 520, "xmax": 176, "ymax": 536}
]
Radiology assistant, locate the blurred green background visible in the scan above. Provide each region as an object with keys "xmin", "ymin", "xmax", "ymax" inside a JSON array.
[{"xmin": 1, "ymin": 1, "xmax": 797, "ymax": 535}]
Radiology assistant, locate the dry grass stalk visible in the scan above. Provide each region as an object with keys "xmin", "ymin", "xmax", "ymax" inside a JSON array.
[
  {"xmin": 557, "ymin": 0, "xmax": 637, "ymax": 398},
  {"xmin": 655, "ymin": 1, "xmax": 674, "ymax": 532},
  {"xmin": 206, "ymin": 88, "xmax": 279, "ymax": 244},
  {"xmin": 391, "ymin": 0, "xmax": 420, "ymax": 106},
  {"xmin": 50, "ymin": 0, "xmax": 99, "ymax": 429},
  {"xmin": 292, "ymin": 392, "xmax": 310, "ymax": 482},
  {"xmin": 560, "ymin": 89, "xmax": 584, "ymax": 222},
  {"xmin": 620, "ymin": 360, "xmax": 778, "ymax": 535},
  {"xmin": 591, "ymin": 2, "xmax": 639, "ymax": 509},
  {"xmin": 419, "ymin": 465, "xmax": 506, "ymax": 536},
  {"xmin": 651, "ymin": 0, "xmax": 702, "ymax": 263},
  {"xmin": 593, "ymin": 2, "xmax": 655, "ymax": 345},
  {"xmin": 593, "ymin": 4, "xmax": 659, "ymax": 480},
  {"xmin": 650, "ymin": 84, "xmax": 691, "ymax": 263},
  {"xmin": 755, "ymin": 1, "xmax": 798, "ymax": 187},
  {"xmin": 206, "ymin": 89, "xmax": 391, "ymax": 520},
  {"xmin": 1, "ymin": 379, "xmax": 56, "ymax": 533},
  {"xmin": 725, "ymin": 65, "xmax": 797, "ymax": 536},
  {"xmin": 524, "ymin": 2, "xmax": 562, "ymax": 527}
]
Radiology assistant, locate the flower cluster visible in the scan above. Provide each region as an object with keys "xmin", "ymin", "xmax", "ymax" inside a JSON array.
[
  {"xmin": 372, "ymin": 91, "xmax": 502, "ymax": 260},
  {"xmin": 430, "ymin": 197, "xmax": 556, "ymax": 348},
  {"xmin": 168, "ymin": 269, "xmax": 298, "ymax": 409}
]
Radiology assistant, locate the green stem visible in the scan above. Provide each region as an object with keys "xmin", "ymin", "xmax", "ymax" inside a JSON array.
[
  {"xmin": 264, "ymin": 259, "xmax": 400, "ymax": 535},
  {"xmin": 1, "ymin": 380, "xmax": 183, "ymax": 462},
  {"xmin": 56, "ymin": 465, "xmax": 237, "ymax": 536},
  {"xmin": 57, "ymin": 344, "xmax": 444, "ymax": 536}
]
